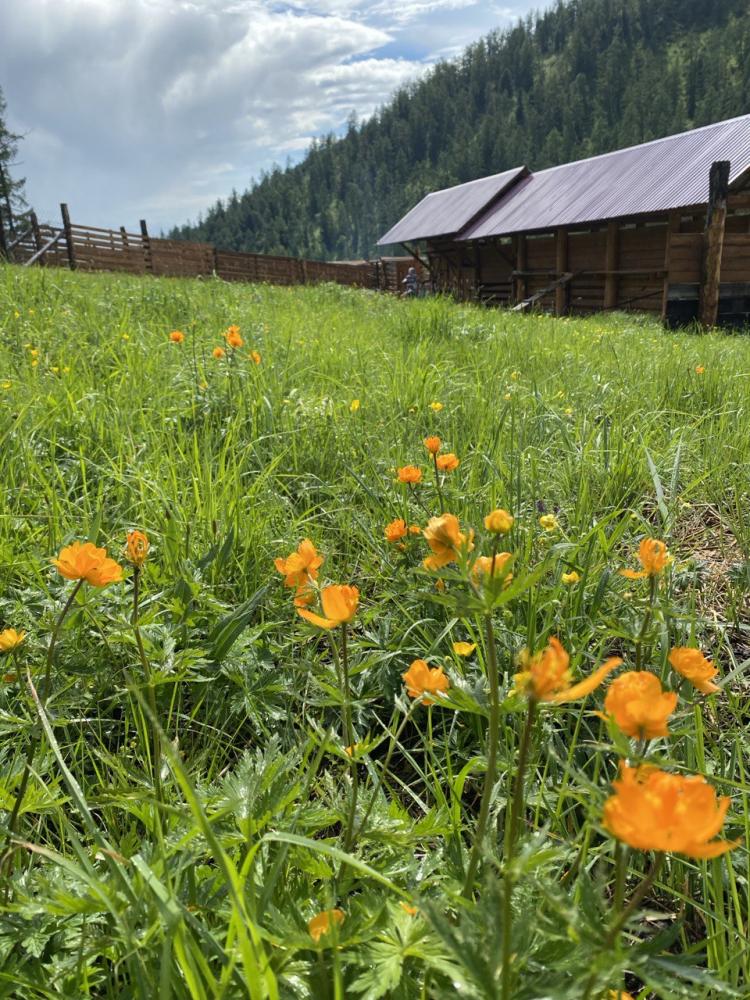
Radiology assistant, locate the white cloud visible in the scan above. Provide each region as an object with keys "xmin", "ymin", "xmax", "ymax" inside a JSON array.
[{"xmin": 0, "ymin": 0, "xmax": 536, "ymax": 231}]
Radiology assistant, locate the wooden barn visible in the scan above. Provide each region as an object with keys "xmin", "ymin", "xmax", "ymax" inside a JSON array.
[{"xmin": 378, "ymin": 115, "xmax": 750, "ymax": 326}]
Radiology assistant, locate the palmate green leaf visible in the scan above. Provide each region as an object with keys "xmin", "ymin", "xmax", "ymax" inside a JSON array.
[{"xmin": 349, "ymin": 941, "xmax": 405, "ymax": 1000}]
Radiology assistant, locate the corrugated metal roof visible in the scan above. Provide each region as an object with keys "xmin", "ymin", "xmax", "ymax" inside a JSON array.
[
  {"xmin": 377, "ymin": 167, "xmax": 527, "ymax": 245},
  {"xmin": 461, "ymin": 115, "xmax": 750, "ymax": 240}
]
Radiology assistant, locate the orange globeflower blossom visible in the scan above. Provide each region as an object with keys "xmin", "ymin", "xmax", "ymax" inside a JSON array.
[
  {"xmin": 513, "ymin": 637, "xmax": 621, "ymax": 703},
  {"xmin": 620, "ymin": 538, "xmax": 672, "ymax": 579},
  {"xmin": 308, "ymin": 908, "xmax": 345, "ymax": 943},
  {"xmin": 668, "ymin": 647, "xmax": 720, "ymax": 694},
  {"xmin": 484, "ymin": 508, "xmax": 514, "ymax": 534},
  {"xmin": 0, "ymin": 629, "xmax": 25, "ymax": 653},
  {"xmin": 384, "ymin": 518, "xmax": 408, "ymax": 543},
  {"xmin": 603, "ymin": 671, "xmax": 678, "ymax": 739},
  {"xmin": 125, "ymin": 530, "xmax": 149, "ymax": 568},
  {"xmin": 250, "ymin": 350, "xmax": 262, "ymax": 365},
  {"xmin": 212, "ymin": 346, "xmax": 226, "ymax": 359},
  {"xmin": 397, "ymin": 465, "xmax": 422, "ymax": 484},
  {"xmin": 609, "ymin": 993, "xmax": 635, "ymax": 1000},
  {"xmin": 423, "ymin": 513, "xmax": 473, "ymax": 570},
  {"xmin": 408, "ymin": 524, "xmax": 422, "ymax": 535},
  {"xmin": 297, "ymin": 584, "xmax": 359, "ymax": 630},
  {"xmin": 436, "ymin": 453, "xmax": 459, "ymax": 472},
  {"xmin": 225, "ymin": 325, "xmax": 243, "ymax": 349},
  {"xmin": 452, "ymin": 641, "xmax": 476, "ymax": 657},
  {"xmin": 602, "ymin": 762, "xmax": 737, "ymax": 859},
  {"xmin": 695, "ymin": 365, "xmax": 705, "ymax": 375},
  {"xmin": 472, "ymin": 552, "xmax": 513, "ymax": 585},
  {"xmin": 424, "ymin": 436, "xmax": 441, "ymax": 455},
  {"xmin": 169, "ymin": 330, "xmax": 185, "ymax": 343},
  {"xmin": 52, "ymin": 541, "xmax": 123, "ymax": 587},
  {"xmin": 274, "ymin": 539, "xmax": 324, "ymax": 589},
  {"xmin": 402, "ymin": 659, "xmax": 450, "ymax": 703}
]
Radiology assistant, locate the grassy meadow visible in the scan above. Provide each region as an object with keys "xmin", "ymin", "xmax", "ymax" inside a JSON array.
[{"xmin": 0, "ymin": 263, "xmax": 749, "ymax": 999}]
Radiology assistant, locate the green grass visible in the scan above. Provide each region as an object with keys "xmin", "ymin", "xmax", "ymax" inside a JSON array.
[{"xmin": 0, "ymin": 263, "xmax": 748, "ymax": 999}]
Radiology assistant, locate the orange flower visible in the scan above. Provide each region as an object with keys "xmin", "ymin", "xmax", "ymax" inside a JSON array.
[
  {"xmin": 668, "ymin": 647, "xmax": 720, "ymax": 695},
  {"xmin": 620, "ymin": 538, "xmax": 671, "ymax": 579},
  {"xmin": 452, "ymin": 641, "xmax": 476, "ymax": 657},
  {"xmin": 385, "ymin": 518, "xmax": 408, "ymax": 542},
  {"xmin": 274, "ymin": 539, "xmax": 324, "ymax": 590},
  {"xmin": 484, "ymin": 509, "xmax": 514, "ymax": 534},
  {"xmin": 250, "ymin": 350, "xmax": 262, "ymax": 365},
  {"xmin": 609, "ymin": 993, "xmax": 635, "ymax": 1000},
  {"xmin": 397, "ymin": 465, "xmax": 422, "ymax": 484},
  {"xmin": 695, "ymin": 365, "xmax": 705, "ymax": 375},
  {"xmin": 472, "ymin": 552, "xmax": 513, "ymax": 585},
  {"xmin": 424, "ymin": 436, "xmax": 441, "ymax": 455},
  {"xmin": 308, "ymin": 908, "xmax": 345, "ymax": 942},
  {"xmin": 125, "ymin": 530, "xmax": 149, "ymax": 568},
  {"xmin": 436, "ymin": 453, "xmax": 459, "ymax": 472},
  {"xmin": 169, "ymin": 330, "xmax": 185, "ymax": 343},
  {"xmin": 400, "ymin": 902, "xmax": 418, "ymax": 916},
  {"xmin": 52, "ymin": 541, "xmax": 123, "ymax": 587},
  {"xmin": 603, "ymin": 671, "xmax": 678, "ymax": 739},
  {"xmin": 408, "ymin": 524, "xmax": 422, "ymax": 535},
  {"xmin": 402, "ymin": 659, "xmax": 450, "ymax": 703},
  {"xmin": 423, "ymin": 513, "xmax": 472, "ymax": 570},
  {"xmin": 225, "ymin": 325, "xmax": 243, "ymax": 349},
  {"xmin": 513, "ymin": 637, "xmax": 621, "ymax": 703},
  {"xmin": 297, "ymin": 584, "xmax": 359, "ymax": 630},
  {"xmin": 212, "ymin": 346, "xmax": 226, "ymax": 359},
  {"xmin": 0, "ymin": 629, "xmax": 25, "ymax": 653},
  {"xmin": 602, "ymin": 762, "xmax": 737, "ymax": 859}
]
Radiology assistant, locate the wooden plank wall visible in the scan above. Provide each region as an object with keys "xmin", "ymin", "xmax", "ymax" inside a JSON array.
[
  {"xmin": 1, "ymin": 210, "xmax": 382, "ymax": 291},
  {"xmin": 443, "ymin": 192, "xmax": 750, "ymax": 315}
]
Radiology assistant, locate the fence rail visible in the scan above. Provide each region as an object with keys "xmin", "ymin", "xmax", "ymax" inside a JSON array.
[{"xmin": 0, "ymin": 203, "xmax": 419, "ymax": 294}]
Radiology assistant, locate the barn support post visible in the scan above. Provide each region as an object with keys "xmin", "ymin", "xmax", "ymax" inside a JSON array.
[
  {"xmin": 555, "ymin": 228, "xmax": 568, "ymax": 315},
  {"xmin": 660, "ymin": 210, "xmax": 680, "ymax": 321},
  {"xmin": 699, "ymin": 160, "xmax": 730, "ymax": 328},
  {"xmin": 514, "ymin": 235, "xmax": 526, "ymax": 304},
  {"xmin": 60, "ymin": 203, "xmax": 77, "ymax": 270},
  {"xmin": 140, "ymin": 219, "xmax": 154, "ymax": 273},
  {"xmin": 603, "ymin": 221, "xmax": 619, "ymax": 309}
]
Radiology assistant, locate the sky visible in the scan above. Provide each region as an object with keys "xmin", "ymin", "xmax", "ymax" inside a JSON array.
[{"xmin": 0, "ymin": 0, "xmax": 538, "ymax": 233}]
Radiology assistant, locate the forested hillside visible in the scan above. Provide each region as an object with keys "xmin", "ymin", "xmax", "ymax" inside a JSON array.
[{"xmin": 171, "ymin": 0, "xmax": 750, "ymax": 260}]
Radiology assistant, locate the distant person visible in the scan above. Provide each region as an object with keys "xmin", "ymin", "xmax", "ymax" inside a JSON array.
[{"xmin": 402, "ymin": 266, "xmax": 418, "ymax": 297}]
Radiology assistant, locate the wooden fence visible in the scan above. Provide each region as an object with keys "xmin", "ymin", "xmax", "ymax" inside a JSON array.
[{"xmin": 0, "ymin": 203, "xmax": 415, "ymax": 294}]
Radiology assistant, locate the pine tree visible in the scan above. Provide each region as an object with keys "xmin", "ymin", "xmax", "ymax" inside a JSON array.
[{"xmin": 0, "ymin": 87, "xmax": 29, "ymax": 237}]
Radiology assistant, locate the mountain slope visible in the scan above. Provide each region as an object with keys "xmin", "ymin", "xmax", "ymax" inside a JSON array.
[{"xmin": 171, "ymin": 0, "xmax": 750, "ymax": 260}]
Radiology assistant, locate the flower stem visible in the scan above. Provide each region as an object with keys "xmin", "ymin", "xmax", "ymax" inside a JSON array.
[
  {"xmin": 1, "ymin": 578, "xmax": 83, "ymax": 878},
  {"xmin": 43, "ymin": 579, "xmax": 84, "ymax": 700},
  {"xmin": 501, "ymin": 696, "xmax": 537, "ymax": 1000},
  {"xmin": 432, "ymin": 454, "xmax": 445, "ymax": 514},
  {"xmin": 352, "ymin": 702, "xmax": 418, "ymax": 845},
  {"xmin": 132, "ymin": 567, "xmax": 163, "ymax": 817},
  {"xmin": 581, "ymin": 852, "xmax": 664, "ymax": 1000},
  {"xmin": 340, "ymin": 624, "xmax": 359, "ymax": 851},
  {"xmin": 461, "ymin": 613, "xmax": 501, "ymax": 898},
  {"xmin": 634, "ymin": 575, "xmax": 657, "ymax": 670}
]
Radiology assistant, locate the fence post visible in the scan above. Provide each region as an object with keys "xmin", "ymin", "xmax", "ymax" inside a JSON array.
[
  {"xmin": 30, "ymin": 211, "xmax": 44, "ymax": 266},
  {"xmin": 699, "ymin": 160, "xmax": 730, "ymax": 328},
  {"xmin": 140, "ymin": 219, "xmax": 154, "ymax": 273},
  {"xmin": 60, "ymin": 204, "xmax": 77, "ymax": 270}
]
